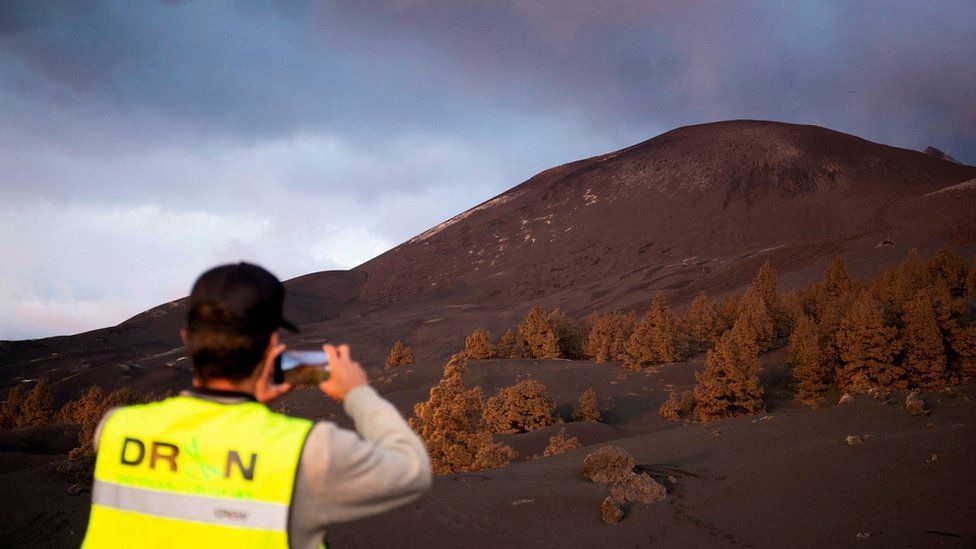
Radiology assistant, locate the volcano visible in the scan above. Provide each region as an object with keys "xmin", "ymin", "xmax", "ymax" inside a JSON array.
[{"xmin": 2, "ymin": 120, "xmax": 976, "ymax": 547}]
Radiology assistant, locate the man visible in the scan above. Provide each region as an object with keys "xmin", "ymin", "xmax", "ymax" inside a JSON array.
[{"xmin": 83, "ymin": 262, "xmax": 431, "ymax": 548}]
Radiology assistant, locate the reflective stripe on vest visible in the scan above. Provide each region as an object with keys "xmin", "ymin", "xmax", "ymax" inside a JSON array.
[{"xmin": 82, "ymin": 395, "xmax": 312, "ymax": 548}]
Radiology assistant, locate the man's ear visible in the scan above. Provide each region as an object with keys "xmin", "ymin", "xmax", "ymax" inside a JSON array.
[{"xmin": 180, "ymin": 328, "xmax": 189, "ymax": 346}]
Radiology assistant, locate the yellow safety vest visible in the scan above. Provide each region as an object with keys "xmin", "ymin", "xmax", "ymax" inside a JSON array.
[{"xmin": 83, "ymin": 395, "xmax": 313, "ymax": 548}]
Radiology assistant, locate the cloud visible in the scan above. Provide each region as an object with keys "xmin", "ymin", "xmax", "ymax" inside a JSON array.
[{"xmin": 0, "ymin": 1, "xmax": 973, "ymax": 338}]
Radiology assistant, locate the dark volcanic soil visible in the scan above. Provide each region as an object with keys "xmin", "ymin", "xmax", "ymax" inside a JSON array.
[{"xmin": 1, "ymin": 120, "xmax": 976, "ymax": 547}]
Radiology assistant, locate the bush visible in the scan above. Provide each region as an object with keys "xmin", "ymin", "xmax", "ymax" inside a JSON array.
[
  {"xmin": 573, "ymin": 388, "xmax": 602, "ymax": 422},
  {"xmin": 409, "ymin": 357, "xmax": 516, "ymax": 474},
  {"xmin": 683, "ymin": 292, "xmax": 719, "ymax": 353},
  {"xmin": 543, "ymin": 428, "xmax": 580, "ymax": 457},
  {"xmin": 483, "ymin": 380, "xmax": 557, "ymax": 434},
  {"xmin": 658, "ymin": 391, "xmax": 695, "ymax": 421},
  {"xmin": 463, "ymin": 328, "xmax": 497, "ymax": 360},
  {"xmin": 385, "ymin": 340, "xmax": 416, "ymax": 369}
]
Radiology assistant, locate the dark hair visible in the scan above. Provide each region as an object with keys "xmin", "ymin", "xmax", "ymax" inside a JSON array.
[{"xmin": 185, "ymin": 301, "xmax": 272, "ymax": 381}]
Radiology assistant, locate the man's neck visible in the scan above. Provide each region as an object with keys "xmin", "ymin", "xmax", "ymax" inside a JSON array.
[{"xmin": 193, "ymin": 376, "xmax": 257, "ymax": 396}]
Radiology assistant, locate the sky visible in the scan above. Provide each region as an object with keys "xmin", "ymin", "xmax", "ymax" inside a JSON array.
[{"xmin": 1, "ymin": 1, "xmax": 974, "ymax": 340}]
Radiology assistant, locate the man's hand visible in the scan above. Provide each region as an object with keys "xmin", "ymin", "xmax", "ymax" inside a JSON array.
[
  {"xmin": 319, "ymin": 343, "xmax": 368, "ymax": 402},
  {"xmin": 255, "ymin": 341, "xmax": 293, "ymax": 405}
]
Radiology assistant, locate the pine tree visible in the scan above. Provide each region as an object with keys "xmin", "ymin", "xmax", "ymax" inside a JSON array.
[
  {"xmin": 497, "ymin": 328, "xmax": 532, "ymax": 359},
  {"xmin": 836, "ymin": 292, "xmax": 901, "ymax": 392},
  {"xmin": 573, "ymin": 388, "xmax": 602, "ymax": 422},
  {"xmin": 684, "ymin": 292, "xmax": 718, "ymax": 353},
  {"xmin": 751, "ymin": 260, "xmax": 789, "ymax": 336},
  {"xmin": 409, "ymin": 358, "xmax": 516, "ymax": 474},
  {"xmin": 736, "ymin": 289, "xmax": 776, "ymax": 352},
  {"xmin": 902, "ymin": 293, "xmax": 949, "ymax": 390},
  {"xmin": 693, "ymin": 322, "xmax": 765, "ymax": 422},
  {"xmin": 463, "ymin": 328, "xmax": 497, "ymax": 360},
  {"xmin": 483, "ymin": 380, "xmax": 556, "ymax": 434},
  {"xmin": 716, "ymin": 294, "xmax": 741, "ymax": 334},
  {"xmin": 892, "ymin": 249, "xmax": 928, "ymax": 306},
  {"xmin": 812, "ymin": 257, "xmax": 858, "ymax": 372},
  {"xmin": 20, "ymin": 378, "xmax": 55, "ymax": 427},
  {"xmin": 585, "ymin": 312, "xmax": 634, "ymax": 363},
  {"xmin": 951, "ymin": 327, "xmax": 976, "ymax": 377},
  {"xmin": 927, "ymin": 279, "xmax": 963, "ymax": 339},
  {"xmin": 1, "ymin": 385, "xmax": 26, "ymax": 429},
  {"xmin": 966, "ymin": 254, "xmax": 976, "ymax": 297},
  {"xmin": 926, "ymin": 246, "xmax": 967, "ymax": 296},
  {"xmin": 623, "ymin": 309, "xmax": 657, "ymax": 371},
  {"xmin": 650, "ymin": 296, "xmax": 683, "ymax": 363},
  {"xmin": 788, "ymin": 315, "xmax": 830, "ymax": 405},
  {"xmin": 518, "ymin": 306, "xmax": 561, "ymax": 359},
  {"xmin": 385, "ymin": 340, "xmax": 416, "ymax": 369}
]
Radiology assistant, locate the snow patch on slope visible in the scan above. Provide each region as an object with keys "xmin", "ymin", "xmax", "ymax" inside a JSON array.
[
  {"xmin": 408, "ymin": 190, "xmax": 524, "ymax": 244},
  {"xmin": 925, "ymin": 179, "xmax": 976, "ymax": 196}
]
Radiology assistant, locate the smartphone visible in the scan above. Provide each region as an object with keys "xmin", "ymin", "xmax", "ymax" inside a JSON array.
[{"xmin": 274, "ymin": 350, "xmax": 330, "ymax": 385}]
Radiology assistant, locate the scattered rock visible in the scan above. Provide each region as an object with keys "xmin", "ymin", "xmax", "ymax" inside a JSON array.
[
  {"xmin": 839, "ymin": 394, "xmax": 855, "ymax": 404},
  {"xmin": 905, "ymin": 391, "xmax": 928, "ymax": 416},
  {"xmin": 928, "ymin": 453, "xmax": 939, "ymax": 462},
  {"xmin": 845, "ymin": 435, "xmax": 863, "ymax": 446},
  {"xmin": 66, "ymin": 484, "xmax": 88, "ymax": 496},
  {"xmin": 856, "ymin": 532, "xmax": 871, "ymax": 540},
  {"xmin": 926, "ymin": 422, "xmax": 935, "ymax": 428},
  {"xmin": 712, "ymin": 430, "xmax": 721, "ymax": 438},
  {"xmin": 582, "ymin": 446, "xmax": 636, "ymax": 484},
  {"xmin": 601, "ymin": 496, "xmax": 623, "ymax": 524},
  {"xmin": 609, "ymin": 472, "xmax": 667, "ymax": 504},
  {"xmin": 867, "ymin": 386, "xmax": 891, "ymax": 402}
]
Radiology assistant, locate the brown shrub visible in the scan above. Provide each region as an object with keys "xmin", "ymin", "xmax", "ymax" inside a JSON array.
[
  {"xmin": 601, "ymin": 496, "xmax": 623, "ymax": 524},
  {"xmin": 19, "ymin": 379, "xmax": 55, "ymax": 427},
  {"xmin": 658, "ymin": 390, "xmax": 696, "ymax": 421},
  {"xmin": 951, "ymin": 326, "xmax": 976, "ymax": 377},
  {"xmin": 409, "ymin": 358, "xmax": 516, "ymax": 474},
  {"xmin": 582, "ymin": 446, "xmax": 636, "ymax": 484},
  {"xmin": 543, "ymin": 428, "xmax": 580, "ymax": 457},
  {"xmin": 463, "ymin": 328, "xmax": 497, "ymax": 360},
  {"xmin": 483, "ymin": 380, "xmax": 556, "ymax": 434},
  {"xmin": 385, "ymin": 340, "xmax": 416, "ymax": 369},
  {"xmin": 573, "ymin": 388, "xmax": 602, "ymax": 422},
  {"xmin": 609, "ymin": 472, "xmax": 667, "ymax": 504}
]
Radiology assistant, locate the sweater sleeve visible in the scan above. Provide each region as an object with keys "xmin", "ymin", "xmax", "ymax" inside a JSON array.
[{"xmin": 289, "ymin": 386, "xmax": 432, "ymax": 535}]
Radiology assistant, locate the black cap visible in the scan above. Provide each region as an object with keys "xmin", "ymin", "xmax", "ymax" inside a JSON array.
[{"xmin": 186, "ymin": 262, "xmax": 298, "ymax": 335}]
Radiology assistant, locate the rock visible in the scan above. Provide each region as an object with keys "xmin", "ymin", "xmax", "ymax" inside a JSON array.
[
  {"xmin": 582, "ymin": 446, "xmax": 636, "ymax": 484},
  {"xmin": 839, "ymin": 393, "xmax": 855, "ymax": 404},
  {"xmin": 609, "ymin": 472, "xmax": 667, "ymax": 504},
  {"xmin": 856, "ymin": 532, "xmax": 871, "ymax": 540},
  {"xmin": 928, "ymin": 453, "xmax": 939, "ymax": 462},
  {"xmin": 905, "ymin": 391, "xmax": 928, "ymax": 416},
  {"xmin": 845, "ymin": 435, "xmax": 863, "ymax": 446},
  {"xmin": 601, "ymin": 496, "xmax": 623, "ymax": 524}
]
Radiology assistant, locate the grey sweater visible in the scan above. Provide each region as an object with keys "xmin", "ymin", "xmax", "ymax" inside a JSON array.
[{"xmin": 94, "ymin": 386, "xmax": 432, "ymax": 548}]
